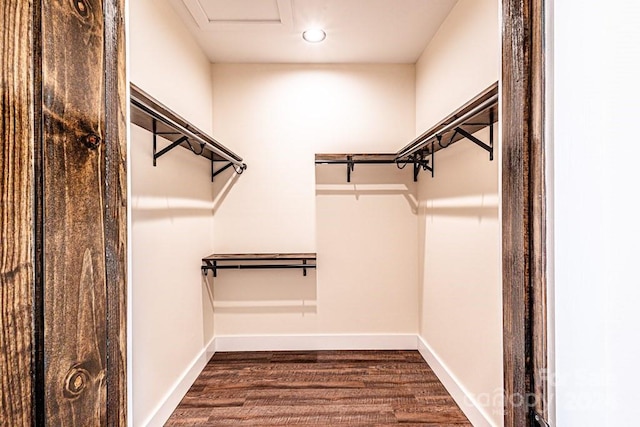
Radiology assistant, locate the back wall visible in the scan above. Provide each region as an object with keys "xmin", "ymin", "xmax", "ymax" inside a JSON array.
[{"xmin": 209, "ymin": 64, "xmax": 420, "ymax": 339}]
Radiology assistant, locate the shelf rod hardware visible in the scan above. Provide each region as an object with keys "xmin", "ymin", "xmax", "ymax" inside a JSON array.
[
  {"xmin": 211, "ymin": 161, "xmax": 234, "ymax": 182},
  {"xmin": 316, "ymin": 157, "xmax": 431, "ymax": 183},
  {"xmin": 316, "ymin": 160, "xmax": 418, "ymax": 165},
  {"xmin": 347, "ymin": 155, "xmax": 354, "ymax": 183},
  {"xmin": 396, "ymin": 94, "xmax": 498, "ymax": 160},
  {"xmin": 454, "ymin": 127, "xmax": 494, "ymax": 160},
  {"xmin": 489, "ymin": 109, "xmax": 494, "ymax": 157},
  {"xmin": 131, "ymin": 93, "xmax": 246, "ymax": 170},
  {"xmin": 202, "ymin": 262, "xmax": 317, "ymax": 278},
  {"xmin": 152, "ymin": 118, "xmax": 157, "ymax": 166},
  {"xmin": 412, "ymin": 141, "xmax": 435, "ymax": 181},
  {"xmin": 153, "ymin": 136, "xmax": 188, "ymax": 165}
]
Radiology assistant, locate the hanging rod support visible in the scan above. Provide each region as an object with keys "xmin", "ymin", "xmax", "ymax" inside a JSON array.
[
  {"xmin": 131, "ymin": 84, "xmax": 246, "ymax": 169},
  {"xmin": 153, "ymin": 136, "xmax": 188, "ymax": 165},
  {"xmin": 152, "ymin": 119, "xmax": 157, "ymax": 166},
  {"xmin": 395, "ymin": 91, "xmax": 498, "ymax": 160},
  {"xmin": 454, "ymin": 127, "xmax": 494, "ymax": 160},
  {"xmin": 212, "ymin": 161, "xmax": 234, "ymax": 182},
  {"xmin": 412, "ymin": 141, "xmax": 435, "ymax": 181},
  {"xmin": 347, "ymin": 155, "xmax": 354, "ymax": 183},
  {"xmin": 201, "ymin": 253, "xmax": 317, "ymax": 278}
]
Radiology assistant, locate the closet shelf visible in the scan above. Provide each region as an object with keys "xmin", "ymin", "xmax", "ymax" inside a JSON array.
[
  {"xmin": 396, "ymin": 82, "xmax": 499, "ymax": 162},
  {"xmin": 130, "ymin": 83, "xmax": 247, "ymax": 181},
  {"xmin": 202, "ymin": 253, "xmax": 317, "ymax": 277},
  {"xmin": 314, "ymin": 82, "xmax": 498, "ymax": 182},
  {"xmin": 315, "ymin": 153, "xmax": 432, "ymax": 182}
]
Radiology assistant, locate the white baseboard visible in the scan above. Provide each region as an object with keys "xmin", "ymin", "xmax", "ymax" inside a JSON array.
[
  {"xmin": 417, "ymin": 336, "xmax": 496, "ymax": 427},
  {"xmin": 143, "ymin": 337, "xmax": 216, "ymax": 427},
  {"xmin": 214, "ymin": 334, "xmax": 418, "ymax": 352},
  {"xmin": 142, "ymin": 334, "xmax": 493, "ymax": 427}
]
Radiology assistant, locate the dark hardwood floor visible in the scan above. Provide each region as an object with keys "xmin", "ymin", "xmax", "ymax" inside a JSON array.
[{"xmin": 166, "ymin": 350, "xmax": 471, "ymax": 426}]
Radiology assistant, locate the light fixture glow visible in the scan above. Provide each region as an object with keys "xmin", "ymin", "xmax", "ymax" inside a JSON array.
[{"xmin": 302, "ymin": 29, "xmax": 326, "ymax": 43}]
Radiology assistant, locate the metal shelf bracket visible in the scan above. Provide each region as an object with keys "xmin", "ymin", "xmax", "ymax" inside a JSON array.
[
  {"xmin": 454, "ymin": 109, "xmax": 495, "ymax": 161},
  {"xmin": 130, "ymin": 83, "xmax": 247, "ymax": 181},
  {"xmin": 411, "ymin": 141, "xmax": 435, "ymax": 181},
  {"xmin": 201, "ymin": 253, "xmax": 317, "ymax": 278}
]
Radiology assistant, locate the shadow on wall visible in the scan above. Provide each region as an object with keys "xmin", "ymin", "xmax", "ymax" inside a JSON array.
[
  {"xmin": 315, "ymin": 162, "xmax": 418, "ymax": 213},
  {"xmin": 422, "ymin": 194, "xmax": 498, "ymax": 221},
  {"xmin": 419, "ymin": 129, "xmax": 499, "ymax": 222},
  {"xmin": 313, "ymin": 156, "xmax": 420, "ymax": 333},
  {"xmin": 202, "ymin": 273, "xmax": 215, "ymax": 348},
  {"xmin": 205, "ymin": 269, "xmax": 318, "ymax": 315},
  {"xmin": 131, "ymin": 128, "xmax": 243, "ymax": 218},
  {"xmin": 211, "ymin": 164, "xmax": 243, "ymax": 214}
]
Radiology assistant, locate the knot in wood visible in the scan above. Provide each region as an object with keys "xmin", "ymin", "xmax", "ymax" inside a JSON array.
[
  {"xmin": 82, "ymin": 133, "xmax": 101, "ymax": 150},
  {"xmin": 74, "ymin": 0, "xmax": 90, "ymax": 18},
  {"xmin": 63, "ymin": 367, "xmax": 90, "ymax": 398}
]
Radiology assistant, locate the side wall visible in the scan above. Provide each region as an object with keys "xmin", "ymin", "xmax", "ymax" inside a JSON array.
[
  {"xmin": 553, "ymin": 1, "xmax": 640, "ymax": 425},
  {"xmin": 209, "ymin": 64, "xmax": 419, "ymax": 341},
  {"xmin": 414, "ymin": 0, "xmax": 502, "ymax": 425},
  {"xmin": 129, "ymin": 0, "xmax": 216, "ymax": 424}
]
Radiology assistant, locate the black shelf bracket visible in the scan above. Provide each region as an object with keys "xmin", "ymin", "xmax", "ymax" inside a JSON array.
[
  {"xmin": 315, "ymin": 153, "xmax": 435, "ymax": 183},
  {"xmin": 201, "ymin": 253, "xmax": 317, "ymax": 278},
  {"xmin": 347, "ymin": 155, "xmax": 355, "ymax": 182},
  {"xmin": 153, "ymin": 126, "xmax": 189, "ymax": 166},
  {"xmin": 130, "ymin": 83, "xmax": 247, "ymax": 181},
  {"xmin": 454, "ymin": 111, "xmax": 494, "ymax": 161},
  {"xmin": 394, "ymin": 82, "xmax": 499, "ymax": 177},
  {"xmin": 411, "ymin": 141, "xmax": 435, "ymax": 181},
  {"xmin": 211, "ymin": 159, "xmax": 246, "ymax": 182}
]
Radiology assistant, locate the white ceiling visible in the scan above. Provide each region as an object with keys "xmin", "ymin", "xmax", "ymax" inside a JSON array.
[{"xmin": 169, "ymin": 0, "xmax": 459, "ymax": 63}]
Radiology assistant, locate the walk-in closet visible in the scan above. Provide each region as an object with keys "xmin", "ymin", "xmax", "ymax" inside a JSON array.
[{"xmin": 129, "ymin": 0, "xmax": 503, "ymax": 425}]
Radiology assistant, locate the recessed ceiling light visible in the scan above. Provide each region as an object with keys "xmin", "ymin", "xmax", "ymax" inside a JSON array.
[{"xmin": 302, "ymin": 29, "xmax": 326, "ymax": 43}]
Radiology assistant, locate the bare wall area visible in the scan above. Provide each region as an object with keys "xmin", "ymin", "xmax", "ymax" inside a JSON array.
[
  {"xmin": 129, "ymin": 0, "xmax": 216, "ymax": 424},
  {"xmin": 209, "ymin": 64, "xmax": 419, "ymax": 338},
  {"xmin": 414, "ymin": 0, "xmax": 502, "ymax": 425}
]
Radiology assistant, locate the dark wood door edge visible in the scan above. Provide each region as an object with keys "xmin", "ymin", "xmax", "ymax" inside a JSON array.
[{"xmin": 501, "ymin": 0, "xmax": 548, "ymax": 426}]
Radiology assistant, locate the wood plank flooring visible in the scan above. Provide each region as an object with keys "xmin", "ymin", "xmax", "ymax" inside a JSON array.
[{"xmin": 166, "ymin": 350, "xmax": 471, "ymax": 426}]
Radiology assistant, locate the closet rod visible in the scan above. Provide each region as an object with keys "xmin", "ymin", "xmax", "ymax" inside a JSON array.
[
  {"xmin": 396, "ymin": 94, "xmax": 498, "ymax": 160},
  {"xmin": 130, "ymin": 91, "xmax": 246, "ymax": 169}
]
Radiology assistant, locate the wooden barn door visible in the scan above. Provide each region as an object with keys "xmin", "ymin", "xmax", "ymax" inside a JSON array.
[{"xmin": 1, "ymin": 0, "xmax": 127, "ymax": 424}]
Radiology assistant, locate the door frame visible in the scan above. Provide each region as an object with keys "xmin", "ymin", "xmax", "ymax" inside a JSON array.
[
  {"xmin": 501, "ymin": 0, "xmax": 549, "ymax": 425},
  {"xmin": 1, "ymin": 0, "xmax": 546, "ymax": 424}
]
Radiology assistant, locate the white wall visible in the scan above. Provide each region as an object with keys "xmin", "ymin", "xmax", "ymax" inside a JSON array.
[
  {"xmin": 415, "ymin": 0, "xmax": 499, "ymax": 132},
  {"xmin": 129, "ymin": 0, "xmax": 216, "ymax": 424},
  {"xmin": 209, "ymin": 64, "xmax": 419, "ymax": 338},
  {"xmin": 414, "ymin": 0, "xmax": 502, "ymax": 425},
  {"xmin": 552, "ymin": 0, "xmax": 640, "ymax": 425}
]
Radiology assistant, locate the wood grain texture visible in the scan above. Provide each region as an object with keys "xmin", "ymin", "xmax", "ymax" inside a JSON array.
[
  {"xmin": 166, "ymin": 351, "xmax": 471, "ymax": 426},
  {"xmin": 0, "ymin": 1, "xmax": 35, "ymax": 425},
  {"xmin": 502, "ymin": 0, "xmax": 530, "ymax": 425},
  {"xmin": 502, "ymin": 0, "xmax": 547, "ymax": 425},
  {"xmin": 104, "ymin": 0, "xmax": 128, "ymax": 424},
  {"xmin": 42, "ymin": 0, "xmax": 108, "ymax": 424},
  {"xmin": 2, "ymin": 0, "xmax": 127, "ymax": 423},
  {"xmin": 530, "ymin": 0, "xmax": 548, "ymax": 421}
]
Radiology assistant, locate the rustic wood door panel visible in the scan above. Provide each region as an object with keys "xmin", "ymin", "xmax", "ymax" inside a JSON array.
[
  {"xmin": 1, "ymin": 0, "xmax": 126, "ymax": 424},
  {"xmin": 42, "ymin": 0, "xmax": 108, "ymax": 423},
  {"xmin": 1, "ymin": 1, "xmax": 37, "ymax": 425}
]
